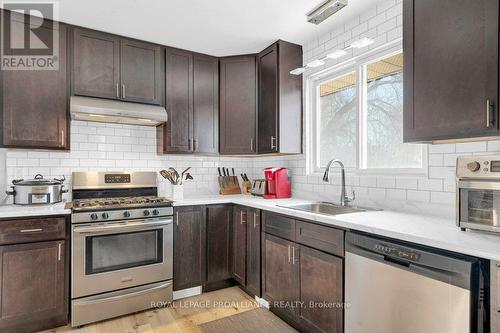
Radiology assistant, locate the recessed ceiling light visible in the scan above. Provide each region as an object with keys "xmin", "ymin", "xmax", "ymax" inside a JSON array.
[
  {"xmin": 307, "ymin": 0, "xmax": 348, "ymax": 25},
  {"xmin": 326, "ymin": 49, "xmax": 348, "ymax": 59},
  {"xmin": 306, "ymin": 59, "xmax": 326, "ymax": 68},
  {"xmin": 351, "ymin": 37, "xmax": 374, "ymax": 49}
]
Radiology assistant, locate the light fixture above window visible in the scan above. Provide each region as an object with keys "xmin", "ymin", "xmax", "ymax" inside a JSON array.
[{"xmin": 290, "ymin": 37, "xmax": 375, "ymax": 75}]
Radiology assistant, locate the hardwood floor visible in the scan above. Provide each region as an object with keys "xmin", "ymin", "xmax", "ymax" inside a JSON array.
[{"xmin": 38, "ymin": 287, "xmax": 294, "ymax": 333}]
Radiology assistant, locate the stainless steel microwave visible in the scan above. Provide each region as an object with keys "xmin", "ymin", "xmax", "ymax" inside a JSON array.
[{"xmin": 457, "ymin": 155, "xmax": 500, "ymax": 233}]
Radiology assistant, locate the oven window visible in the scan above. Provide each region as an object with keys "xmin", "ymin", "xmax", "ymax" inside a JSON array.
[
  {"xmin": 461, "ymin": 189, "xmax": 500, "ymax": 226},
  {"xmin": 85, "ymin": 229, "xmax": 163, "ymax": 275}
]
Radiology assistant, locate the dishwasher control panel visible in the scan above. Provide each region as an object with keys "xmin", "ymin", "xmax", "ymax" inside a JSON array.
[{"xmin": 374, "ymin": 243, "xmax": 421, "ymax": 262}]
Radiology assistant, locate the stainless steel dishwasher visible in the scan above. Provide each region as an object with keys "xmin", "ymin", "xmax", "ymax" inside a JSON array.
[{"xmin": 345, "ymin": 232, "xmax": 487, "ymax": 333}]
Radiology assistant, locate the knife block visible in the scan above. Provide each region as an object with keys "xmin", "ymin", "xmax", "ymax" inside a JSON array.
[{"xmin": 218, "ymin": 176, "xmax": 241, "ymax": 195}]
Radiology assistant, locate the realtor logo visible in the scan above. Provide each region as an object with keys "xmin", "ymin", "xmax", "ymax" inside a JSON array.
[{"xmin": 1, "ymin": 1, "xmax": 59, "ymax": 70}]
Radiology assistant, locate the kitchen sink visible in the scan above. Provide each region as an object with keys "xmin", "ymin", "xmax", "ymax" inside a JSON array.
[{"xmin": 279, "ymin": 202, "xmax": 378, "ymax": 216}]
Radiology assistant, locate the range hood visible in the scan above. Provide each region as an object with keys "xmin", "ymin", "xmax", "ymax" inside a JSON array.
[{"xmin": 70, "ymin": 96, "xmax": 167, "ymax": 126}]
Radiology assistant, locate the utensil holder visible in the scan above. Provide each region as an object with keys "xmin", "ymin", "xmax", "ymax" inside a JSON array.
[
  {"xmin": 242, "ymin": 181, "xmax": 252, "ymax": 195},
  {"xmin": 218, "ymin": 176, "xmax": 241, "ymax": 195},
  {"xmin": 171, "ymin": 185, "xmax": 184, "ymax": 201}
]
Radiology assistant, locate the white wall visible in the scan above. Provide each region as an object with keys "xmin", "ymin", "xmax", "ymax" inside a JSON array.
[
  {"xmin": 5, "ymin": 121, "xmax": 253, "ymax": 202},
  {"xmin": 249, "ymin": 0, "xmax": 500, "ymax": 220}
]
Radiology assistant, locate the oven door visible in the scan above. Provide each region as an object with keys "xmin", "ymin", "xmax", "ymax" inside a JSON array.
[
  {"xmin": 72, "ymin": 217, "xmax": 173, "ymax": 298},
  {"xmin": 459, "ymin": 180, "xmax": 500, "ymax": 232}
]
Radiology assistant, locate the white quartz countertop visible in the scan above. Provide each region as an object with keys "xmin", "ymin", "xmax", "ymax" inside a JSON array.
[
  {"xmin": 0, "ymin": 201, "xmax": 71, "ymax": 219},
  {"xmin": 173, "ymin": 195, "xmax": 500, "ymax": 261}
]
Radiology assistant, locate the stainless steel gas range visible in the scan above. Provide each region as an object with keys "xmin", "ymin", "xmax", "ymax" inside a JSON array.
[{"xmin": 70, "ymin": 172, "xmax": 173, "ymax": 327}]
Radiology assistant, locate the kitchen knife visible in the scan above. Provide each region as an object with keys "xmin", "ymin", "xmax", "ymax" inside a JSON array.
[
  {"xmin": 222, "ymin": 168, "xmax": 227, "ymax": 176},
  {"xmin": 217, "ymin": 167, "xmax": 222, "ymax": 177},
  {"xmin": 232, "ymin": 168, "xmax": 235, "ymax": 176}
]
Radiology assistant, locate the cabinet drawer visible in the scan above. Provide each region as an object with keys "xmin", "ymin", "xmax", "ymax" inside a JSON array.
[
  {"xmin": 263, "ymin": 212, "xmax": 295, "ymax": 241},
  {"xmin": 296, "ymin": 221, "xmax": 344, "ymax": 257},
  {"xmin": 0, "ymin": 217, "xmax": 66, "ymax": 245}
]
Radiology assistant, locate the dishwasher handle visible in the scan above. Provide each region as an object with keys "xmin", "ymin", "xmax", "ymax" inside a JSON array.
[{"xmin": 346, "ymin": 232, "xmax": 477, "ymax": 290}]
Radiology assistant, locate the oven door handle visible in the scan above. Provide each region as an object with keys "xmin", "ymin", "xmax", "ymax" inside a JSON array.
[
  {"xmin": 458, "ymin": 180, "xmax": 500, "ymax": 191},
  {"xmin": 73, "ymin": 219, "xmax": 172, "ymax": 234}
]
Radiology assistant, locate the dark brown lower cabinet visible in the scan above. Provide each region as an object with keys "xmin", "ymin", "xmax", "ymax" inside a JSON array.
[
  {"xmin": 232, "ymin": 206, "xmax": 247, "ymax": 285},
  {"xmin": 262, "ymin": 233, "xmax": 300, "ymax": 322},
  {"xmin": 173, "ymin": 206, "xmax": 206, "ymax": 291},
  {"xmin": 206, "ymin": 205, "xmax": 233, "ymax": 283},
  {"xmin": 246, "ymin": 208, "xmax": 261, "ymax": 297},
  {"xmin": 298, "ymin": 246, "xmax": 343, "ymax": 333},
  {"xmin": 0, "ymin": 219, "xmax": 69, "ymax": 333}
]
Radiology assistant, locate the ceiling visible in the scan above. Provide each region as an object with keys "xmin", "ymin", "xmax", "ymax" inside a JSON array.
[{"xmin": 48, "ymin": 0, "xmax": 382, "ymax": 56}]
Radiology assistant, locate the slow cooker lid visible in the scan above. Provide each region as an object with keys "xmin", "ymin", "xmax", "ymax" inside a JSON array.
[{"xmin": 12, "ymin": 174, "xmax": 65, "ymax": 186}]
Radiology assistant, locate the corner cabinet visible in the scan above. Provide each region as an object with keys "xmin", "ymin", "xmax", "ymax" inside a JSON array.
[
  {"xmin": 1, "ymin": 21, "xmax": 69, "ymax": 149},
  {"xmin": 257, "ymin": 41, "xmax": 302, "ymax": 154},
  {"xmin": 219, "ymin": 55, "xmax": 257, "ymax": 155},
  {"xmin": 157, "ymin": 49, "xmax": 218, "ymax": 154},
  {"xmin": 403, "ymin": 0, "xmax": 500, "ymax": 142},
  {"xmin": 72, "ymin": 27, "xmax": 163, "ymax": 105},
  {"xmin": 173, "ymin": 206, "xmax": 206, "ymax": 291}
]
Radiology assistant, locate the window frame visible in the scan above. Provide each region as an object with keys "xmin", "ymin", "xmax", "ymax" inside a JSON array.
[{"xmin": 306, "ymin": 40, "xmax": 427, "ymax": 176}]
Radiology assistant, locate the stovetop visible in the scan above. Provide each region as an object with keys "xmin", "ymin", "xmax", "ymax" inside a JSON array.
[{"xmin": 72, "ymin": 196, "xmax": 173, "ymax": 212}]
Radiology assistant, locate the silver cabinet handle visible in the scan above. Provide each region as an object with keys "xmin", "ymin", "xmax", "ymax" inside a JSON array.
[
  {"xmin": 288, "ymin": 245, "xmax": 291, "ymax": 263},
  {"xmin": 193, "ymin": 139, "xmax": 197, "ymax": 152},
  {"xmin": 61, "ymin": 130, "xmax": 65, "ymax": 147},
  {"xmin": 271, "ymin": 136, "xmax": 276, "ymax": 150},
  {"xmin": 74, "ymin": 219, "xmax": 172, "ymax": 234},
  {"xmin": 250, "ymin": 138, "xmax": 254, "ymax": 151},
  {"xmin": 20, "ymin": 228, "xmax": 42, "ymax": 233},
  {"xmin": 487, "ymin": 99, "xmax": 492, "ymax": 127},
  {"xmin": 188, "ymin": 139, "xmax": 192, "ymax": 151},
  {"xmin": 116, "ymin": 83, "xmax": 120, "ymax": 98},
  {"xmin": 176, "ymin": 212, "xmax": 179, "ymax": 226},
  {"xmin": 253, "ymin": 213, "xmax": 259, "ymax": 229},
  {"xmin": 122, "ymin": 84, "xmax": 126, "ymax": 99},
  {"xmin": 240, "ymin": 210, "xmax": 246, "ymax": 224},
  {"xmin": 292, "ymin": 246, "xmax": 296, "ymax": 265},
  {"xmin": 57, "ymin": 243, "xmax": 62, "ymax": 261}
]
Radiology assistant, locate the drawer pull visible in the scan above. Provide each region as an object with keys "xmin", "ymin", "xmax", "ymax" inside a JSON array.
[
  {"xmin": 20, "ymin": 228, "xmax": 43, "ymax": 233},
  {"xmin": 57, "ymin": 243, "xmax": 62, "ymax": 261}
]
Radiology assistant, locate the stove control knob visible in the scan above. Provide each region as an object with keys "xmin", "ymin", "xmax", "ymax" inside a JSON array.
[
  {"xmin": 123, "ymin": 211, "xmax": 131, "ymax": 218},
  {"xmin": 467, "ymin": 161, "xmax": 481, "ymax": 172},
  {"xmin": 102, "ymin": 212, "xmax": 109, "ymax": 219},
  {"xmin": 143, "ymin": 210, "xmax": 150, "ymax": 217},
  {"xmin": 152, "ymin": 209, "xmax": 159, "ymax": 216},
  {"xmin": 90, "ymin": 213, "xmax": 98, "ymax": 220}
]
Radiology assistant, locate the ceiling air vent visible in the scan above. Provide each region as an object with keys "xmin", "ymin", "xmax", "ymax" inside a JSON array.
[{"xmin": 307, "ymin": 0, "xmax": 348, "ymax": 25}]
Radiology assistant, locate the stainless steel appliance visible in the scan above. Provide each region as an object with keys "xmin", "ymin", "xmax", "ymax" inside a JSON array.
[
  {"xmin": 70, "ymin": 172, "xmax": 173, "ymax": 327},
  {"xmin": 250, "ymin": 179, "xmax": 267, "ymax": 196},
  {"xmin": 6, "ymin": 174, "xmax": 68, "ymax": 205},
  {"xmin": 457, "ymin": 155, "xmax": 500, "ymax": 233},
  {"xmin": 345, "ymin": 232, "xmax": 486, "ymax": 333}
]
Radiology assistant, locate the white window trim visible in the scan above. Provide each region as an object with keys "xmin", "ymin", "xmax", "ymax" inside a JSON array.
[{"xmin": 305, "ymin": 39, "xmax": 428, "ymax": 177}]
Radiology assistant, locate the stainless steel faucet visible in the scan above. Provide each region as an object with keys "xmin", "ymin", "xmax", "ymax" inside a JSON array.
[{"xmin": 323, "ymin": 159, "xmax": 355, "ymax": 206}]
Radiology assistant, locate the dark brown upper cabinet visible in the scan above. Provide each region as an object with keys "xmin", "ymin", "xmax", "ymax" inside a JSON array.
[
  {"xmin": 257, "ymin": 41, "xmax": 302, "ymax": 154},
  {"xmin": 120, "ymin": 39, "xmax": 162, "ymax": 105},
  {"xmin": 157, "ymin": 49, "xmax": 218, "ymax": 154},
  {"xmin": 403, "ymin": 0, "xmax": 499, "ymax": 142},
  {"xmin": 72, "ymin": 28, "xmax": 162, "ymax": 105},
  {"xmin": 219, "ymin": 55, "xmax": 257, "ymax": 155},
  {"xmin": 173, "ymin": 205, "xmax": 206, "ymax": 291},
  {"xmin": 1, "ymin": 20, "xmax": 69, "ymax": 150},
  {"xmin": 72, "ymin": 28, "xmax": 120, "ymax": 100}
]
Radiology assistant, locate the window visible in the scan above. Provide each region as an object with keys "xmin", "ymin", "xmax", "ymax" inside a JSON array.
[{"xmin": 312, "ymin": 51, "xmax": 425, "ymax": 174}]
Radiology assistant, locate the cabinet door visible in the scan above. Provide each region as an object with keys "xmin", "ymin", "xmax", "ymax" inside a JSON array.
[
  {"xmin": 232, "ymin": 206, "xmax": 247, "ymax": 285},
  {"xmin": 299, "ymin": 246, "xmax": 343, "ymax": 333},
  {"xmin": 404, "ymin": 0, "xmax": 499, "ymax": 142},
  {"xmin": 1, "ymin": 22, "xmax": 68, "ymax": 149},
  {"xmin": 72, "ymin": 28, "xmax": 120, "ymax": 99},
  {"xmin": 246, "ymin": 208, "xmax": 261, "ymax": 297},
  {"xmin": 173, "ymin": 206, "xmax": 206, "ymax": 291},
  {"xmin": 263, "ymin": 233, "xmax": 299, "ymax": 320},
  {"xmin": 258, "ymin": 44, "xmax": 278, "ymax": 153},
  {"xmin": 120, "ymin": 39, "xmax": 162, "ymax": 105},
  {"xmin": 219, "ymin": 56, "xmax": 257, "ymax": 154},
  {"xmin": 207, "ymin": 205, "xmax": 232, "ymax": 283},
  {"xmin": 193, "ymin": 54, "xmax": 219, "ymax": 154},
  {"xmin": 162, "ymin": 48, "xmax": 193, "ymax": 153},
  {"xmin": 0, "ymin": 241, "xmax": 67, "ymax": 331}
]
